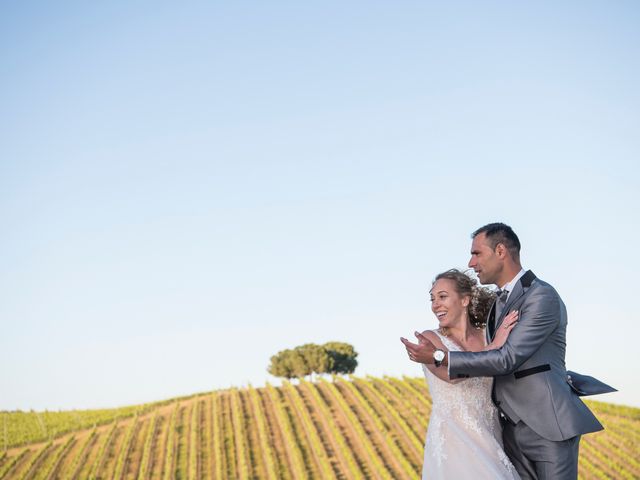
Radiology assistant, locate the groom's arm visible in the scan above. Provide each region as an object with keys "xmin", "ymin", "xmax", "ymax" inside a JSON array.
[{"xmin": 448, "ymin": 285, "xmax": 562, "ymax": 378}]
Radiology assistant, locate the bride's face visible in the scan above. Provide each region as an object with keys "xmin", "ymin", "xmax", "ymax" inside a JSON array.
[{"xmin": 430, "ymin": 278, "xmax": 469, "ymax": 328}]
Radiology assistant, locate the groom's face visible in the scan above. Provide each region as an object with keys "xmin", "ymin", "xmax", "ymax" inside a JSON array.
[{"xmin": 469, "ymin": 233, "xmax": 501, "ymax": 285}]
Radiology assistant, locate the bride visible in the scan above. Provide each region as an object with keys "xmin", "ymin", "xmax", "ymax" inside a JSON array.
[{"xmin": 402, "ymin": 269, "xmax": 520, "ymax": 479}]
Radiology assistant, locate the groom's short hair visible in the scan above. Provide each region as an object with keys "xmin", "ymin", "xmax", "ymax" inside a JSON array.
[{"xmin": 472, "ymin": 222, "xmax": 521, "ymax": 260}]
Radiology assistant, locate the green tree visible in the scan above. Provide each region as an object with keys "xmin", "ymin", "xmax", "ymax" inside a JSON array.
[
  {"xmin": 295, "ymin": 344, "xmax": 333, "ymax": 377},
  {"xmin": 285, "ymin": 349, "xmax": 309, "ymax": 378},
  {"xmin": 269, "ymin": 343, "xmax": 350, "ymax": 379},
  {"xmin": 323, "ymin": 342, "xmax": 358, "ymax": 374},
  {"xmin": 268, "ymin": 348, "xmax": 310, "ymax": 379},
  {"xmin": 268, "ymin": 349, "xmax": 295, "ymax": 379}
]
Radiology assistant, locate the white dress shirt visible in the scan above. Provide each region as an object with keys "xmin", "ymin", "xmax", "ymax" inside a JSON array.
[{"xmin": 500, "ymin": 268, "xmax": 526, "ymax": 301}]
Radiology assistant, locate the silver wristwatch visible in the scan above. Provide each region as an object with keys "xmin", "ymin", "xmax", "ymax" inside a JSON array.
[{"xmin": 434, "ymin": 349, "xmax": 445, "ymax": 367}]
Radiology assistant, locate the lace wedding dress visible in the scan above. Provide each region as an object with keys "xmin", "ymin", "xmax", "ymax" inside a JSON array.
[{"xmin": 421, "ymin": 331, "xmax": 519, "ymax": 479}]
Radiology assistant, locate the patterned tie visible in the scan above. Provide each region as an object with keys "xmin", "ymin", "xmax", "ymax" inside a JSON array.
[{"xmin": 495, "ymin": 288, "xmax": 509, "ymax": 320}]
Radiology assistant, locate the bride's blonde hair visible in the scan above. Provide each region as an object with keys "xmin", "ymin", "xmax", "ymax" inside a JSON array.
[{"xmin": 432, "ymin": 269, "xmax": 495, "ymax": 330}]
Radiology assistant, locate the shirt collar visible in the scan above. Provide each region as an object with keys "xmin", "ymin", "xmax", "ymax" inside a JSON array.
[{"xmin": 500, "ymin": 268, "xmax": 526, "ymax": 293}]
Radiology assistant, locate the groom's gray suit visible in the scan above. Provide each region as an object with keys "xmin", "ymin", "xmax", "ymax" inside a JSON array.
[{"xmin": 449, "ymin": 270, "xmax": 603, "ymax": 479}]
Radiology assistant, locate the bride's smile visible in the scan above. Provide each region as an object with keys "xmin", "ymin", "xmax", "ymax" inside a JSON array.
[{"xmin": 430, "ymin": 279, "xmax": 468, "ymax": 329}]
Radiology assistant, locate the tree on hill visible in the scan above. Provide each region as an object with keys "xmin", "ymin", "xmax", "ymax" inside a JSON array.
[
  {"xmin": 295, "ymin": 344, "xmax": 333, "ymax": 376},
  {"xmin": 268, "ymin": 349, "xmax": 306, "ymax": 379},
  {"xmin": 323, "ymin": 341, "xmax": 358, "ymax": 374},
  {"xmin": 268, "ymin": 341, "xmax": 358, "ymax": 379}
]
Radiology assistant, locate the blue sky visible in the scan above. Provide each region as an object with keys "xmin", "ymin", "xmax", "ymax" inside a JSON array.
[{"xmin": 1, "ymin": 1, "xmax": 639, "ymax": 410}]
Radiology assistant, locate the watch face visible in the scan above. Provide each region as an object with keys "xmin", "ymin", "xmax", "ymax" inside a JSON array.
[{"xmin": 434, "ymin": 350, "xmax": 445, "ymax": 361}]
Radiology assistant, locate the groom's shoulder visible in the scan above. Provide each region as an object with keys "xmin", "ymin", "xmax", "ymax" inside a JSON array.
[
  {"xmin": 527, "ymin": 275, "xmax": 562, "ymax": 299},
  {"xmin": 529, "ymin": 274, "xmax": 553, "ymax": 289},
  {"xmin": 531, "ymin": 276, "xmax": 552, "ymax": 289}
]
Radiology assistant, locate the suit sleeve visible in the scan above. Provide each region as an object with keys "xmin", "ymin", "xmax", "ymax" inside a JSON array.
[{"xmin": 449, "ymin": 285, "xmax": 561, "ymax": 378}]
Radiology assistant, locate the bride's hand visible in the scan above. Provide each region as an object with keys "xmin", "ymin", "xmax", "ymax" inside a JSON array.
[{"xmin": 486, "ymin": 310, "xmax": 519, "ymax": 350}]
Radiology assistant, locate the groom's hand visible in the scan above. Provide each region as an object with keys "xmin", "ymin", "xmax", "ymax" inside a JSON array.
[{"xmin": 401, "ymin": 331, "xmax": 436, "ymax": 364}]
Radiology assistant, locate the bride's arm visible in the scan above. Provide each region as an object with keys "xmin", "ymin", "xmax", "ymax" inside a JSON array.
[
  {"xmin": 420, "ymin": 330, "xmax": 465, "ymax": 384},
  {"xmin": 484, "ymin": 310, "xmax": 518, "ymax": 351}
]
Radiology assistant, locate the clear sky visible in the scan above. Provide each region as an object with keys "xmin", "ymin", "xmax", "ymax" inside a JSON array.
[{"xmin": 1, "ymin": 1, "xmax": 639, "ymax": 411}]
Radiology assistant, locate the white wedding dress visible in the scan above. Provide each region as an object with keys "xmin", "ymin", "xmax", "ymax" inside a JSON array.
[{"xmin": 421, "ymin": 331, "xmax": 519, "ymax": 479}]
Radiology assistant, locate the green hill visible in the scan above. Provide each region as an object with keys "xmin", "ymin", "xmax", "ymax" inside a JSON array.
[{"xmin": 1, "ymin": 376, "xmax": 637, "ymax": 479}]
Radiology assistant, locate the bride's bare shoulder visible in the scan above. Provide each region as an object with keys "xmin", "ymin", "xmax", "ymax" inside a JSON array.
[{"xmin": 421, "ymin": 329, "xmax": 447, "ymax": 350}]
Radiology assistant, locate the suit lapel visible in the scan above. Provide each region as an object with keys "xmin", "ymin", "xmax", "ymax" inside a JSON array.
[
  {"xmin": 493, "ymin": 270, "xmax": 537, "ymax": 333},
  {"xmin": 487, "ymin": 303, "xmax": 496, "ymax": 341}
]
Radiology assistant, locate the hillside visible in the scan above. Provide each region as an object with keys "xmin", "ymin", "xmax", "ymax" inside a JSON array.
[{"xmin": 1, "ymin": 376, "xmax": 637, "ymax": 479}]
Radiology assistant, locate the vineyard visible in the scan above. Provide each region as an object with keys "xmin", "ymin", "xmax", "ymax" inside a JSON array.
[{"xmin": 1, "ymin": 376, "xmax": 638, "ymax": 479}]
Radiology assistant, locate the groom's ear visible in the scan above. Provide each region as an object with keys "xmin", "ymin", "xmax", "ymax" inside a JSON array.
[{"xmin": 495, "ymin": 243, "xmax": 507, "ymax": 258}]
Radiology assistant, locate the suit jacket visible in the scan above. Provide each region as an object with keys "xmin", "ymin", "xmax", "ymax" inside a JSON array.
[{"xmin": 448, "ymin": 270, "xmax": 603, "ymax": 441}]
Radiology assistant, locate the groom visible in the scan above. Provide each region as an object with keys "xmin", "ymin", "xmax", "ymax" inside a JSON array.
[{"xmin": 404, "ymin": 223, "xmax": 603, "ymax": 479}]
